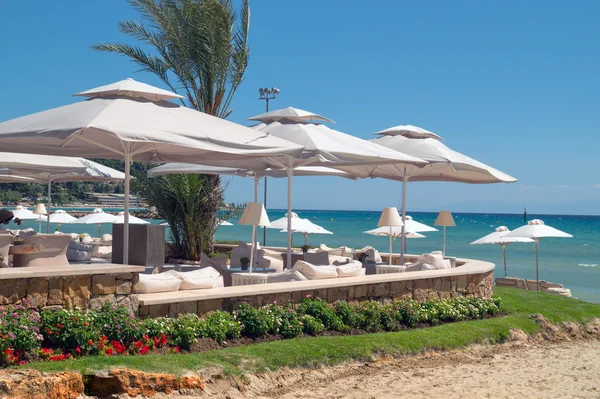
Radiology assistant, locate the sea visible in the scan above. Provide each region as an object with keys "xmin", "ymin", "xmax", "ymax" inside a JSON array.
[{"xmin": 6, "ymin": 208, "xmax": 600, "ymax": 303}]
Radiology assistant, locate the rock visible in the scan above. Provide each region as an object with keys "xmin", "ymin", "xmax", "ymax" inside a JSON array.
[
  {"xmin": 47, "ymin": 278, "xmax": 64, "ymax": 306},
  {"xmin": 508, "ymin": 329, "xmax": 529, "ymax": 342},
  {"xmin": 86, "ymin": 369, "xmax": 205, "ymax": 397},
  {"xmin": 0, "ymin": 278, "xmax": 27, "ymax": 305},
  {"xmin": 0, "ymin": 369, "xmax": 84, "ymax": 399},
  {"xmin": 585, "ymin": 318, "xmax": 600, "ymax": 336},
  {"xmin": 89, "ymin": 294, "xmax": 116, "ymax": 310},
  {"xmin": 63, "ymin": 275, "xmax": 91, "ymax": 309},
  {"xmin": 116, "ymin": 279, "xmax": 133, "ymax": 295},
  {"xmin": 26, "ymin": 278, "xmax": 49, "ymax": 308},
  {"xmin": 92, "ymin": 274, "xmax": 116, "ymax": 295},
  {"xmin": 116, "ymin": 294, "xmax": 139, "ymax": 315}
]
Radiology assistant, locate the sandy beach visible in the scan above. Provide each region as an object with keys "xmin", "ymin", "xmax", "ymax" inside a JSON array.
[{"xmin": 188, "ymin": 339, "xmax": 600, "ymax": 399}]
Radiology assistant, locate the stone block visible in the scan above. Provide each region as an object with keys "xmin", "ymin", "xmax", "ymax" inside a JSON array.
[
  {"xmin": 456, "ymin": 275, "xmax": 467, "ymax": 292},
  {"xmin": 312, "ymin": 288, "xmax": 328, "ymax": 301},
  {"xmin": 291, "ymin": 290, "xmax": 314, "ymax": 303},
  {"xmin": 373, "ymin": 283, "xmax": 390, "ymax": 297},
  {"xmin": 327, "ymin": 287, "xmax": 349, "ymax": 303},
  {"xmin": 92, "ymin": 275, "xmax": 116, "ymax": 295},
  {"xmin": 115, "ymin": 280, "xmax": 133, "ymax": 295},
  {"xmin": 0, "ymin": 279, "xmax": 26, "ymax": 305},
  {"xmin": 115, "ymin": 273, "xmax": 133, "ymax": 280},
  {"xmin": 441, "ymin": 278, "xmax": 452, "ymax": 294},
  {"xmin": 47, "ymin": 278, "xmax": 64, "ymax": 306},
  {"xmin": 139, "ymin": 305, "xmax": 150, "ymax": 317},
  {"xmin": 89, "ymin": 294, "xmax": 116, "ymax": 310},
  {"xmin": 63, "ymin": 275, "xmax": 91, "ymax": 309},
  {"xmin": 354, "ymin": 285, "xmax": 368, "ymax": 299},
  {"xmin": 197, "ymin": 298, "xmax": 224, "ymax": 315},
  {"xmin": 389, "ymin": 280, "xmax": 407, "ymax": 296},
  {"xmin": 169, "ymin": 301, "xmax": 198, "ymax": 318},
  {"xmin": 148, "ymin": 304, "xmax": 169, "ymax": 318},
  {"xmin": 26, "ymin": 278, "xmax": 49, "ymax": 308},
  {"xmin": 117, "ymin": 294, "xmax": 139, "ymax": 315}
]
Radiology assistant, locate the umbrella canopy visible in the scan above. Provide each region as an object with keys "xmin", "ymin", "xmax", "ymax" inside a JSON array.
[
  {"xmin": 348, "ymin": 125, "xmax": 517, "ymax": 264},
  {"xmin": 271, "ymin": 212, "xmax": 333, "ymax": 246},
  {"xmin": 0, "ymin": 78, "xmax": 304, "ymax": 263},
  {"xmin": 470, "ymin": 226, "xmax": 534, "ymax": 277},
  {"xmin": 10, "ymin": 205, "xmax": 38, "ymax": 220},
  {"xmin": 48, "ymin": 210, "xmax": 77, "ymax": 224},
  {"xmin": 247, "ymin": 107, "xmax": 334, "ymax": 124},
  {"xmin": 503, "ymin": 220, "xmax": 572, "ymax": 290},
  {"xmin": 72, "ymin": 208, "xmax": 117, "ymax": 237},
  {"xmin": 0, "ymin": 155, "xmax": 126, "ymax": 233},
  {"xmin": 219, "ymin": 220, "xmax": 233, "ymax": 226},
  {"xmin": 364, "ymin": 226, "xmax": 427, "ymax": 239},
  {"xmin": 114, "ymin": 212, "xmax": 150, "ymax": 225}
]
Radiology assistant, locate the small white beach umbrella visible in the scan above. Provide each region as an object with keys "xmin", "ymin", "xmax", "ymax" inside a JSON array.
[
  {"xmin": 470, "ymin": 226, "xmax": 534, "ymax": 277},
  {"xmin": 355, "ymin": 125, "xmax": 517, "ymax": 264},
  {"xmin": 218, "ymin": 220, "xmax": 233, "ymax": 226},
  {"xmin": 114, "ymin": 212, "xmax": 150, "ymax": 225},
  {"xmin": 10, "ymin": 205, "xmax": 38, "ymax": 221},
  {"xmin": 0, "ymin": 78, "xmax": 305, "ymax": 264},
  {"xmin": 277, "ymin": 216, "xmax": 333, "ymax": 246},
  {"xmin": 72, "ymin": 208, "xmax": 118, "ymax": 238},
  {"xmin": 48, "ymin": 210, "xmax": 77, "ymax": 231},
  {"xmin": 363, "ymin": 227, "xmax": 425, "ymax": 254},
  {"xmin": 503, "ymin": 220, "xmax": 572, "ymax": 290}
]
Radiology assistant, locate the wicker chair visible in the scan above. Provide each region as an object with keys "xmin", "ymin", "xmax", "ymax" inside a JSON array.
[{"xmin": 11, "ymin": 234, "xmax": 72, "ymax": 267}]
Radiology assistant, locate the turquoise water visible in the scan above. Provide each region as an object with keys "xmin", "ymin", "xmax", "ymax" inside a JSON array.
[{"xmin": 6, "ymin": 208, "xmax": 599, "ymax": 303}]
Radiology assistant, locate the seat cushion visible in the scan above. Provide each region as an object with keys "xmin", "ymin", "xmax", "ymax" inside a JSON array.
[
  {"xmin": 335, "ymin": 261, "xmax": 362, "ymax": 277},
  {"xmin": 139, "ymin": 271, "xmax": 183, "ymax": 293},
  {"xmin": 292, "ymin": 260, "xmax": 338, "ymax": 280},
  {"xmin": 365, "ymin": 248, "xmax": 383, "ymax": 263},
  {"xmin": 419, "ymin": 252, "xmax": 451, "ymax": 269},
  {"xmin": 179, "ymin": 267, "xmax": 222, "ymax": 290},
  {"xmin": 303, "ymin": 251, "xmax": 329, "ymax": 266},
  {"xmin": 200, "ymin": 253, "xmax": 228, "ymax": 271},
  {"xmin": 267, "ymin": 270, "xmax": 308, "ymax": 283},
  {"xmin": 330, "ymin": 255, "xmax": 350, "ymax": 265}
]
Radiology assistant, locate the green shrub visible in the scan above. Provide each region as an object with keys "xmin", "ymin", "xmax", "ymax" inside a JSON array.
[
  {"xmin": 297, "ymin": 298, "xmax": 346, "ymax": 332},
  {"xmin": 40, "ymin": 308, "xmax": 99, "ymax": 354},
  {"xmin": 236, "ymin": 303, "xmax": 271, "ymax": 337},
  {"xmin": 94, "ymin": 302, "xmax": 143, "ymax": 343},
  {"xmin": 278, "ymin": 306, "xmax": 303, "ymax": 339},
  {"xmin": 203, "ymin": 312, "xmax": 241, "ymax": 343},
  {"xmin": 334, "ymin": 301, "xmax": 360, "ymax": 328},
  {"xmin": 354, "ymin": 301, "xmax": 384, "ymax": 332},
  {"xmin": 169, "ymin": 314, "xmax": 204, "ymax": 349},
  {"xmin": 142, "ymin": 317, "xmax": 175, "ymax": 339},
  {"xmin": 300, "ymin": 315, "xmax": 324, "ymax": 336},
  {"xmin": 0, "ymin": 304, "xmax": 43, "ymax": 356}
]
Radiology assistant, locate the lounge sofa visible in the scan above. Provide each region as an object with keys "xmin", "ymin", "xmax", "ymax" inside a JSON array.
[
  {"xmin": 138, "ymin": 267, "xmax": 224, "ymax": 294},
  {"xmin": 11, "ymin": 234, "xmax": 72, "ymax": 267},
  {"xmin": 230, "ymin": 242, "xmax": 271, "ymax": 269},
  {"xmin": 291, "ymin": 260, "xmax": 364, "ymax": 280}
]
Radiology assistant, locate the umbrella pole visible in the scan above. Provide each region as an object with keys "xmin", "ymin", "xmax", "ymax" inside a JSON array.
[
  {"xmin": 304, "ymin": 233, "xmax": 308, "ymax": 247},
  {"xmin": 286, "ymin": 167, "xmax": 293, "ymax": 269},
  {"xmin": 536, "ymin": 239, "xmax": 539, "ymax": 291},
  {"xmin": 503, "ymin": 244, "xmax": 507, "ymax": 278},
  {"xmin": 400, "ymin": 176, "xmax": 408, "ymax": 265},
  {"xmin": 46, "ymin": 179, "xmax": 51, "ymax": 234},
  {"xmin": 442, "ymin": 226, "xmax": 446, "ymax": 255},
  {"xmin": 253, "ymin": 177, "xmax": 259, "ymax": 203},
  {"xmin": 123, "ymin": 154, "xmax": 131, "ymax": 265},
  {"xmin": 389, "ymin": 226, "xmax": 393, "ymax": 266},
  {"xmin": 249, "ymin": 225, "xmax": 256, "ymax": 274},
  {"xmin": 97, "ymin": 224, "xmax": 101, "ymax": 240}
]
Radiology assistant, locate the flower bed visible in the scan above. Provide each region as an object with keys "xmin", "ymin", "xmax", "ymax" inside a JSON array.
[{"xmin": 0, "ymin": 296, "xmax": 502, "ymax": 366}]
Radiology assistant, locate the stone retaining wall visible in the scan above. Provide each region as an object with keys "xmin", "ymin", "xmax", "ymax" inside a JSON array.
[
  {"xmin": 140, "ymin": 271, "xmax": 494, "ymax": 319},
  {"xmin": 0, "ymin": 273, "xmax": 139, "ymax": 314}
]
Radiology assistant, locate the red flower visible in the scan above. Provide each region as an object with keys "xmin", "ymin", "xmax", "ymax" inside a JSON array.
[
  {"xmin": 18, "ymin": 360, "xmax": 27, "ymax": 365},
  {"xmin": 106, "ymin": 348, "xmax": 114, "ymax": 356},
  {"xmin": 75, "ymin": 346, "xmax": 81, "ymax": 354},
  {"xmin": 83, "ymin": 322, "xmax": 88, "ymax": 327},
  {"xmin": 4, "ymin": 349, "xmax": 12, "ymax": 355},
  {"xmin": 173, "ymin": 346, "xmax": 180, "ymax": 353},
  {"xmin": 140, "ymin": 345, "xmax": 150, "ymax": 355},
  {"xmin": 87, "ymin": 339, "xmax": 93, "ymax": 345}
]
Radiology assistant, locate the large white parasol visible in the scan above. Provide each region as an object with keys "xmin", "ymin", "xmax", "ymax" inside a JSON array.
[{"xmin": 470, "ymin": 226, "xmax": 534, "ymax": 277}]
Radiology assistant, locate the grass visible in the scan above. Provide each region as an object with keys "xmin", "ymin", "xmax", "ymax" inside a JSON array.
[{"xmin": 24, "ymin": 287, "xmax": 600, "ymax": 376}]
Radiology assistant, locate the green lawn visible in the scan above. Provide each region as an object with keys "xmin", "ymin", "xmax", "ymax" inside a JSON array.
[{"xmin": 25, "ymin": 287, "xmax": 600, "ymax": 376}]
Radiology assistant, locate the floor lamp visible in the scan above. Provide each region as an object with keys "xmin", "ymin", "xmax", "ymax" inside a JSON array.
[
  {"xmin": 238, "ymin": 202, "xmax": 271, "ymax": 273},
  {"xmin": 377, "ymin": 207, "xmax": 403, "ymax": 266},
  {"xmin": 435, "ymin": 210, "xmax": 455, "ymax": 256}
]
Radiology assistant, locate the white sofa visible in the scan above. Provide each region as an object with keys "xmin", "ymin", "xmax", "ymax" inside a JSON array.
[{"xmin": 138, "ymin": 267, "xmax": 224, "ymax": 293}]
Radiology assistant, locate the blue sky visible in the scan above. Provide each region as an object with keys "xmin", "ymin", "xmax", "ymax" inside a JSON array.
[{"xmin": 0, "ymin": 1, "xmax": 598, "ymax": 214}]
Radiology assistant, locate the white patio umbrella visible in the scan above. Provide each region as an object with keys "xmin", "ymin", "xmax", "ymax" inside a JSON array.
[
  {"xmin": 219, "ymin": 220, "xmax": 233, "ymax": 226},
  {"xmin": 0, "ymin": 78, "xmax": 304, "ymax": 264},
  {"xmin": 0, "ymin": 155, "xmax": 126, "ymax": 233},
  {"xmin": 71, "ymin": 208, "xmax": 118, "ymax": 238},
  {"xmin": 10, "ymin": 205, "xmax": 38, "ymax": 221},
  {"xmin": 470, "ymin": 226, "xmax": 534, "ymax": 277},
  {"xmin": 274, "ymin": 213, "xmax": 333, "ymax": 246},
  {"xmin": 114, "ymin": 212, "xmax": 150, "ymax": 225},
  {"xmin": 363, "ymin": 226, "xmax": 425, "ymax": 254},
  {"xmin": 247, "ymin": 108, "xmax": 426, "ymax": 268},
  {"xmin": 48, "ymin": 210, "xmax": 77, "ymax": 231},
  {"xmin": 364, "ymin": 215, "xmax": 435, "ymax": 254},
  {"xmin": 350, "ymin": 125, "xmax": 517, "ymax": 264},
  {"xmin": 503, "ymin": 219, "xmax": 572, "ymax": 291}
]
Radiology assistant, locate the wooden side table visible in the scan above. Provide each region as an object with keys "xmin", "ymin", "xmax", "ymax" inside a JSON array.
[
  {"xmin": 375, "ymin": 264, "xmax": 407, "ymax": 274},
  {"xmin": 231, "ymin": 272, "xmax": 269, "ymax": 286}
]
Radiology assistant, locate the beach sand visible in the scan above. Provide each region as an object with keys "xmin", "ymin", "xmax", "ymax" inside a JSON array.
[{"xmin": 187, "ymin": 339, "xmax": 600, "ymax": 399}]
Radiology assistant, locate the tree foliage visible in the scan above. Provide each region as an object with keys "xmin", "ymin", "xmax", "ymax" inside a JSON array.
[{"xmin": 93, "ymin": 0, "xmax": 250, "ymax": 256}]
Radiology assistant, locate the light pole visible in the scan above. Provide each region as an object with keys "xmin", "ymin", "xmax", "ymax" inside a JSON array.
[{"xmin": 258, "ymin": 87, "xmax": 279, "ymax": 247}]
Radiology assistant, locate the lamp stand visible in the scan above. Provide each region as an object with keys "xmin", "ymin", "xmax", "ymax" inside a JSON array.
[
  {"xmin": 442, "ymin": 226, "xmax": 446, "ymax": 255},
  {"xmin": 389, "ymin": 226, "xmax": 393, "ymax": 266}
]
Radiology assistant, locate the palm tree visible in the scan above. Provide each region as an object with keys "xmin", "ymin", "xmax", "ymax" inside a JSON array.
[{"xmin": 93, "ymin": 0, "xmax": 250, "ymax": 256}]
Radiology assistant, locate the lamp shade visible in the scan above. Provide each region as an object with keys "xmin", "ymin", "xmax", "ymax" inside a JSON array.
[
  {"xmin": 434, "ymin": 210, "xmax": 455, "ymax": 227},
  {"xmin": 33, "ymin": 203, "xmax": 47, "ymax": 215},
  {"xmin": 377, "ymin": 207, "xmax": 403, "ymax": 227},
  {"xmin": 238, "ymin": 202, "xmax": 271, "ymax": 227}
]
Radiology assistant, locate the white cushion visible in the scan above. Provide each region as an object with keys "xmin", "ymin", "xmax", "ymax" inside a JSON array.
[
  {"xmin": 262, "ymin": 249, "xmax": 284, "ymax": 272},
  {"xmin": 267, "ymin": 270, "xmax": 308, "ymax": 283},
  {"xmin": 178, "ymin": 267, "xmax": 222, "ymax": 290},
  {"xmin": 19, "ymin": 229, "xmax": 36, "ymax": 239},
  {"xmin": 138, "ymin": 271, "xmax": 183, "ymax": 293},
  {"xmin": 96, "ymin": 246, "xmax": 112, "ymax": 259},
  {"xmin": 318, "ymin": 244, "xmax": 354, "ymax": 258},
  {"xmin": 365, "ymin": 248, "xmax": 383, "ymax": 263},
  {"xmin": 335, "ymin": 261, "xmax": 362, "ymax": 277},
  {"xmin": 330, "ymin": 255, "xmax": 350, "ymax": 265},
  {"xmin": 200, "ymin": 253, "xmax": 228, "ymax": 271},
  {"xmin": 292, "ymin": 260, "xmax": 338, "ymax": 280},
  {"xmin": 420, "ymin": 252, "xmax": 450, "ymax": 269}
]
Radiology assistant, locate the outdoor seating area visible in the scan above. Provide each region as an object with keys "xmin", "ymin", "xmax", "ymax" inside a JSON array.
[{"xmin": 494, "ymin": 276, "xmax": 572, "ymax": 297}]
